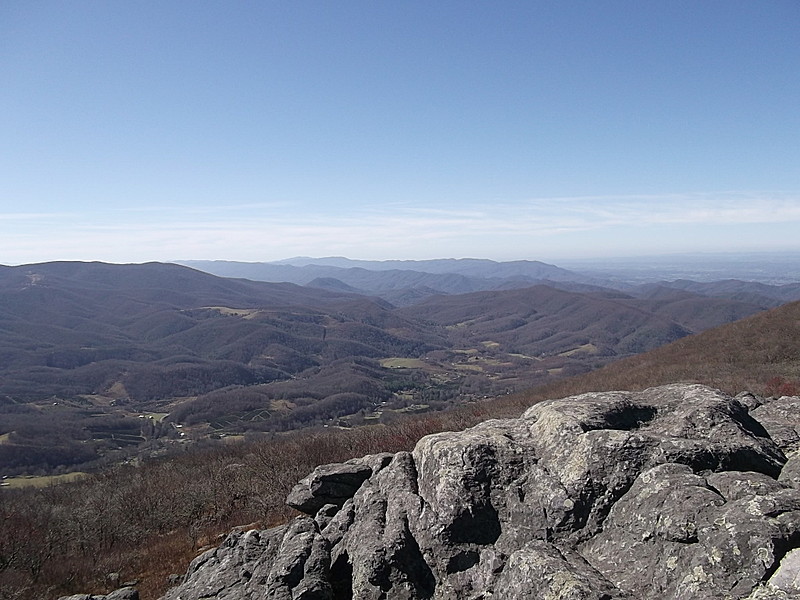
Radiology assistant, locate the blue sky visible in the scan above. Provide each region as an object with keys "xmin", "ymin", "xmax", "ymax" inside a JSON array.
[{"xmin": 1, "ymin": 1, "xmax": 798, "ymax": 265}]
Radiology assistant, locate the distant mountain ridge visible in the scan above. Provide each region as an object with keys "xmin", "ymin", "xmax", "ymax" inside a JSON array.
[
  {"xmin": 177, "ymin": 258, "xmax": 615, "ymax": 306},
  {"xmin": 178, "ymin": 257, "xmax": 800, "ymax": 308},
  {"xmin": 638, "ymin": 278, "xmax": 800, "ymax": 308},
  {"xmin": 270, "ymin": 256, "xmax": 586, "ymax": 279}
]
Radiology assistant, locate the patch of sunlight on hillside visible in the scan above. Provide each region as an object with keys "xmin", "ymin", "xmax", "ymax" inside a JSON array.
[{"xmin": 141, "ymin": 412, "xmax": 169, "ymax": 422}]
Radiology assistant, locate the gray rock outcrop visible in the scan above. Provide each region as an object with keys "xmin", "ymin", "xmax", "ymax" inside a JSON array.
[
  {"xmin": 59, "ymin": 588, "xmax": 138, "ymax": 600},
  {"xmin": 162, "ymin": 384, "xmax": 800, "ymax": 599}
]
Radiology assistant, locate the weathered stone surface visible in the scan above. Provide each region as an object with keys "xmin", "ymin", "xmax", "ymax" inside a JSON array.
[
  {"xmin": 161, "ymin": 525, "xmax": 290, "ymax": 600},
  {"xmin": 58, "ymin": 589, "xmax": 138, "ymax": 600},
  {"xmin": 105, "ymin": 589, "xmax": 139, "ymax": 600},
  {"xmin": 779, "ymin": 451, "xmax": 800, "ymax": 490},
  {"xmin": 495, "ymin": 541, "xmax": 627, "ymax": 599},
  {"xmin": 752, "ymin": 396, "xmax": 800, "ymax": 453},
  {"xmin": 263, "ymin": 517, "xmax": 331, "ymax": 600},
  {"xmin": 768, "ymin": 548, "xmax": 800, "ymax": 592},
  {"xmin": 286, "ymin": 454, "xmax": 392, "ymax": 515},
  {"xmin": 162, "ymin": 384, "xmax": 800, "ymax": 600}
]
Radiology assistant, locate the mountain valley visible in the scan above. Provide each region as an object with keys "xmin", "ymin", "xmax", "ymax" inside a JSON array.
[{"xmin": 0, "ymin": 258, "xmax": 787, "ymax": 476}]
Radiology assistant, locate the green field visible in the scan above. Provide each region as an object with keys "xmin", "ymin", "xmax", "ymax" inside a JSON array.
[
  {"xmin": 140, "ymin": 412, "xmax": 169, "ymax": 422},
  {"xmin": 559, "ymin": 343, "xmax": 599, "ymax": 357},
  {"xmin": 454, "ymin": 363, "xmax": 484, "ymax": 372},
  {"xmin": 1, "ymin": 472, "xmax": 88, "ymax": 489}
]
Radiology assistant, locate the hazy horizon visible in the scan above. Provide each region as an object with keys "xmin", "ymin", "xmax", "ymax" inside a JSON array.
[{"xmin": 3, "ymin": 248, "xmax": 800, "ymax": 270}]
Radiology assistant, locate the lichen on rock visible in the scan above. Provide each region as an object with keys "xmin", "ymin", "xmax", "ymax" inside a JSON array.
[{"xmin": 162, "ymin": 384, "xmax": 800, "ymax": 600}]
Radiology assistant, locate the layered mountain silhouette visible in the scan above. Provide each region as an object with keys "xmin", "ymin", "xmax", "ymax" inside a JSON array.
[
  {"xmin": 0, "ymin": 260, "xmax": 792, "ymax": 475},
  {"xmin": 178, "ymin": 258, "xmax": 607, "ymax": 305},
  {"xmin": 180, "ymin": 257, "xmax": 800, "ymax": 308}
]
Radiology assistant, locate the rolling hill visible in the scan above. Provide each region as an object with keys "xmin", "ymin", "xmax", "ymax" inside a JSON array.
[
  {"xmin": 636, "ymin": 278, "xmax": 800, "ymax": 308},
  {"xmin": 0, "ymin": 261, "xmax": 436, "ymax": 397},
  {"xmin": 512, "ymin": 298, "xmax": 800, "ymax": 408},
  {"xmin": 0, "ymin": 260, "xmax": 780, "ymax": 475},
  {"xmin": 0, "ymin": 262, "xmax": 443, "ymax": 474},
  {"xmin": 180, "ymin": 257, "xmax": 800, "ymax": 309},
  {"xmin": 397, "ymin": 284, "xmax": 764, "ymax": 356},
  {"xmin": 178, "ymin": 258, "xmax": 604, "ymax": 305}
]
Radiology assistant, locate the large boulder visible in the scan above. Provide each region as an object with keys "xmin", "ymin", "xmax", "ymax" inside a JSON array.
[
  {"xmin": 286, "ymin": 454, "xmax": 392, "ymax": 515},
  {"xmin": 163, "ymin": 384, "xmax": 800, "ymax": 600}
]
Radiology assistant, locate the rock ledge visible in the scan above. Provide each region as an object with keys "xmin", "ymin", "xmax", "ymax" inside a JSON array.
[{"xmin": 162, "ymin": 384, "xmax": 800, "ymax": 600}]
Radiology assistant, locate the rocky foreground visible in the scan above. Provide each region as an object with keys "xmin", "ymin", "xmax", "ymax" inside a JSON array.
[{"xmin": 160, "ymin": 384, "xmax": 800, "ymax": 599}]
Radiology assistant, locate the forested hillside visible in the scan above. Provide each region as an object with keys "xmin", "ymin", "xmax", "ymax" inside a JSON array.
[{"xmin": 0, "ymin": 261, "xmax": 776, "ymax": 475}]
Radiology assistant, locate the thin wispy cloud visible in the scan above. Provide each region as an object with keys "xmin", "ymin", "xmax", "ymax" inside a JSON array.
[
  {"xmin": 1, "ymin": 192, "xmax": 798, "ymax": 265},
  {"xmin": 116, "ymin": 201, "xmax": 295, "ymax": 216},
  {"xmin": 0, "ymin": 212, "xmax": 70, "ymax": 221}
]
